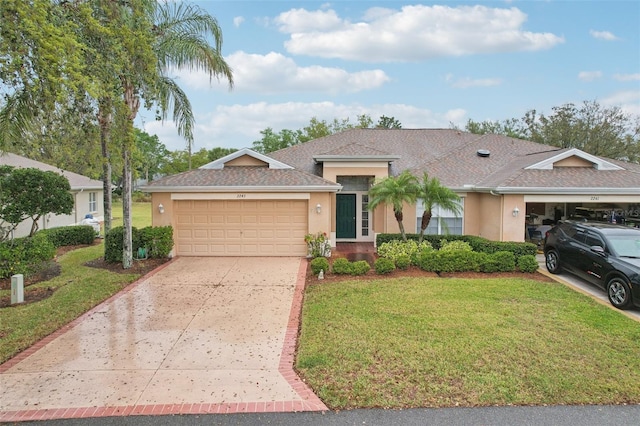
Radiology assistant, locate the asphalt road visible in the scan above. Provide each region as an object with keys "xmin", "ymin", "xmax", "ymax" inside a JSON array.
[{"xmin": 17, "ymin": 405, "xmax": 640, "ymax": 426}]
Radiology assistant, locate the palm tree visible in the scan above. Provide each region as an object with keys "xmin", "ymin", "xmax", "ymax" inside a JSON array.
[
  {"xmin": 98, "ymin": 0, "xmax": 234, "ymax": 268},
  {"xmin": 152, "ymin": 1, "xmax": 234, "ymax": 170},
  {"xmin": 368, "ymin": 170, "xmax": 419, "ymax": 241},
  {"xmin": 416, "ymin": 172, "xmax": 462, "ymax": 243}
]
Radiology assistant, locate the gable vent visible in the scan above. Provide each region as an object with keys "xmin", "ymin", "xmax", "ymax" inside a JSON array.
[{"xmin": 477, "ymin": 149, "xmax": 490, "ymax": 158}]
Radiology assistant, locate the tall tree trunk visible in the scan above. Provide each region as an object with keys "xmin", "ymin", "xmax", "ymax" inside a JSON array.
[
  {"xmin": 122, "ymin": 80, "xmax": 140, "ymax": 269},
  {"xmin": 98, "ymin": 98, "xmax": 112, "ymax": 237},
  {"xmin": 122, "ymin": 147, "xmax": 133, "ymax": 269},
  {"xmin": 394, "ymin": 209, "xmax": 407, "ymax": 241}
]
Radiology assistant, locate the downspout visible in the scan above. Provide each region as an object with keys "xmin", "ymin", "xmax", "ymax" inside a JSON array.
[
  {"xmin": 489, "ymin": 189, "xmax": 503, "ymax": 241},
  {"xmin": 74, "ymin": 188, "xmax": 84, "ymax": 224}
]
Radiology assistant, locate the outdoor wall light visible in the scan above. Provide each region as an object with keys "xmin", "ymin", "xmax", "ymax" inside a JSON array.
[
  {"xmin": 512, "ymin": 206, "xmax": 520, "ymax": 217},
  {"xmin": 316, "ymin": 203, "xmax": 322, "ymax": 214},
  {"xmin": 158, "ymin": 203, "xmax": 165, "ymax": 214}
]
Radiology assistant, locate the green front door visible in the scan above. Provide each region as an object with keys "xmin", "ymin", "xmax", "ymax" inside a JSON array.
[{"xmin": 336, "ymin": 194, "xmax": 356, "ymax": 239}]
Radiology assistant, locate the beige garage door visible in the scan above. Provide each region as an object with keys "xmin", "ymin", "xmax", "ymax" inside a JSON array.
[{"xmin": 174, "ymin": 199, "xmax": 308, "ymax": 256}]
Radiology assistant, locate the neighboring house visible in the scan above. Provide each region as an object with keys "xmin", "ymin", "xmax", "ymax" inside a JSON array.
[
  {"xmin": 0, "ymin": 153, "xmax": 105, "ymax": 238},
  {"xmin": 143, "ymin": 129, "xmax": 640, "ymax": 257}
]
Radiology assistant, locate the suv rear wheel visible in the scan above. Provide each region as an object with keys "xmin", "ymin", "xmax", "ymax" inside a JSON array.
[
  {"xmin": 545, "ymin": 249, "xmax": 561, "ymax": 274},
  {"xmin": 607, "ymin": 277, "xmax": 632, "ymax": 309}
]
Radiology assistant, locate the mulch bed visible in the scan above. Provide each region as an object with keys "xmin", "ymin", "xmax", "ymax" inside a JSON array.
[{"xmin": 0, "ymin": 241, "xmax": 169, "ymax": 308}]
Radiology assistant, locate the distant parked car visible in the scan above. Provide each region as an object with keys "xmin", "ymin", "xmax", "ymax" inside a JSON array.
[{"xmin": 543, "ymin": 221, "xmax": 640, "ymax": 309}]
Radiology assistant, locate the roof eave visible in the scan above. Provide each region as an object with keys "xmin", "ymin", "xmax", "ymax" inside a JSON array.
[
  {"xmin": 140, "ymin": 185, "xmax": 343, "ymax": 193},
  {"xmin": 470, "ymin": 186, "xmax": 640, "ymax": 195}
]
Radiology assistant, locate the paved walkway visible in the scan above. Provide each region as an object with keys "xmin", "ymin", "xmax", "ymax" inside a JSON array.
[{"xmin": 0, "ymin": 257, "xmax": 326, "ymax": 422}]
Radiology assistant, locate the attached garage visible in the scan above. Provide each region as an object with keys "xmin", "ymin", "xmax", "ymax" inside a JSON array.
[{"xmin": 174, "ymin": 199, "xmax": 308, "ymax": 256}]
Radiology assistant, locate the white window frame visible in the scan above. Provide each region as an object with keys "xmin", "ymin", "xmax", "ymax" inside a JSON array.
[
  {"xmin": 416, "ymin": 198, "xmax": 464, "ymax": 235},
  {"xmin": 89, "ymin": 192, "xmax": 97, "ymax": 213}
]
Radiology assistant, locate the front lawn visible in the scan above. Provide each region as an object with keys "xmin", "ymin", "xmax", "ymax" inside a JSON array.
[{"xmin": 297, "ymin": 277, "xmax": 640, "ymax": 409}]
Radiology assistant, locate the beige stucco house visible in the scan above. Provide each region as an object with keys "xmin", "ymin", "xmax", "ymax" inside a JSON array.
[
  {"xmin": 0, "ymin": 153, "xmax": 105, "ymax": 238},
  {"xmin": 143, "ymin": 129, "xmax": 640, "ymax": 257}
]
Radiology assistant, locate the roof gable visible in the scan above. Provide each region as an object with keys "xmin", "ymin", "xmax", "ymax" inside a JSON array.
[
  {"xmin": 200, "ymin": 148, "xmax": 293, "ymax": 170},
  {"xmin": 524, "ymin": 148, "xmax": 624, "ymax": 171}
]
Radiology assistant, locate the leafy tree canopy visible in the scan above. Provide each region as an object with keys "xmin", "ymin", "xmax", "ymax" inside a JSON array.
[
  {"xmin": 0, "ymin": 166, "xmax": 74, "ymax": 239},
  {"xmin": 252, "ymin": 114, "xmax": 402, "ymax": 154},
  {"xmin": 461, "ymin": 100, "xmax": 639, "ymax": 163}
]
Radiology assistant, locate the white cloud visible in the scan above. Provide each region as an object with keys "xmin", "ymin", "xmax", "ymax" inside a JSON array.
[
  {"xmin": 613, "ymin": 73, "xmax": 640, "ymax": 82},
  {"xmin": 172, "ymin": 51, "xmax": 390, "ymax": 94},
  {"xmin": 578, "ymin": 71, "xmax": 603, "ymax": 82},
  {"xmin": 233, "ymin": 16, "xmax": 244, "ymax": 28},
  {"xmin": 142, "ymin": 102, "xmax": 465, "ymax": 151},
  {"xmin": 601, "ymin": 90, "xmax": 640, "ymax": 117},
  {"xmin": 275, "ymin": 5, "xmax": 564, "ymax": 62},
  {"xmin": 445, "ymin": 74, "xmax": 502, "ymax": 89},
  {"xmin": 589, "ymin": 29, "xmax": 618, "ymax": 41}
]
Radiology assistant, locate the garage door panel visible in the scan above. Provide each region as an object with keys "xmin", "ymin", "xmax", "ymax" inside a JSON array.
[{"xmin": 175, "ymin": 199, "xmax": 308, "ymax": 256}]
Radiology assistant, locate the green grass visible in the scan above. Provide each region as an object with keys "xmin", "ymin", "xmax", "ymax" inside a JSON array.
[
  {"xmin": 297, "ymin": 277, "xmax": 640, "ymax": 409},
  {"xmin": 0, "ymin": 202, "xmax": 153, "ymax": 364},
  {"xmin": 0, "ymin": 244, "xmax": 142, "ymax": 363},
  {"xmin": 111, "ymin": 201, "xmax": 152, "ymax": 228}
]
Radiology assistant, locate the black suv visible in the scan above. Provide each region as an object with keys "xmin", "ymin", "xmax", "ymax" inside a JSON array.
[{"xmin": 544, "ymin": 221, "xmax": 640, "ymax": 309}]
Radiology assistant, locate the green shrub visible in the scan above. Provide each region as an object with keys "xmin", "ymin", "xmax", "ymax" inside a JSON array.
[
  {"xmin": 351, "ymin": 260, "xmax": 371, "ymax": 275},
  {"xmin": 0, "ymin": 233, "xmax": 56, "ymax": 278},
  {"xmin": 517, "ymin": 255, "xmax": 539, "ymax": 273},
  {"xmin": 332, "ymin": 258, "xmax": 353, "ymax": 275},
  {"xmin": 440, "ymin": 240, "xmax": 473, "ymax": 252},
  {"xmin": 376, "ymin": 233, "xmax": 537, "ymax": 256},
  {"xmin": 377, "ymin": 239, "xmax": 433, "ymax": 264},
  {"xmin": 492, "ymin": 251, "xmax": 516, "ymax": 272},
  {"xmin": 310, "ymin": 257, "xmax": 329, "ymax": 275},
  {"xmin": 395, "ymin": 254, "xmax": 411, "ymax": 270},
  {"xmin": 138, "ymin": 226, "xmax": 173, "ymax": 258},
  {"xmin": 417, "ymin": 250, "xmax": 483, "ymax": 273},
  {"xmin": 105, "ymin": 226, "xmax": 174, "ymax": 263},
  {"xmin": 374, "ymin": 257, "xmax": 395, "ymax": 274},
  {"xmin": 40, "ymin": 225, "xmax": 96, "ymax": 247}
]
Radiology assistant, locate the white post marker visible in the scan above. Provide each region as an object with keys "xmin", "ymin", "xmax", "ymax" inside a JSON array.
[{"xmin": 11, "ymin": 274, "xmax": 24, "ymax": 304}]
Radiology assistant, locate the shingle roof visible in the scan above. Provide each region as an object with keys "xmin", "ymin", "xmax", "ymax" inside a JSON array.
[
  {"xmin": 144, "ymin": 166, "xmax": 341, "ymax": 191},
  {"xmin": 269, "ymin": 129, "xmax": 640, "ymax": 193},
  {"xmin": 0, "ymin": 153, "xmax": 103, "ymax": 190}
]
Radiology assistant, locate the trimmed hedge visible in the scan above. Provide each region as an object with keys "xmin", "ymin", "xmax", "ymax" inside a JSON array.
[
  {"xmin": 39, "ymin": 225, "xmax": 96, "ymax": 247},
  {"xmin": 332, "ymin": 258, "xmax": 371, "ymax": 275},
  {"xmin": 417, "ymin": 250, "xmax": 485, "ymax": 273},
  {"xmin": 517, "ymin": 255, "xmax": 539, "ymax": 273},
  {"xmin": 105, "ymin": 225, "xmax": 174, "ymax": 263},
  {"xmin": 0, "ymin": 233, "xmax": 56, "ymax": 278},
  {"xmin": 376, "ymin": 233, "xmax": 537, "ymax": 256}
]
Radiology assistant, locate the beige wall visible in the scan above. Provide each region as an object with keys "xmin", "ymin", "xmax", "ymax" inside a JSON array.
[
  {"xmin": 463, "ymin": 192, "xmax": 525, "ymax": 242},
  {"xmin": 554, "ymin": 156, "xmax": 593, "ymax": 168},
  {"xmin": 151, "ymin": 193, "xmax": 173, "ymax": 228},
  {"xmin": 225, "ymin": 156, "xmax": 268, "ymax": 167},
  {"xmin": 308, "ymin": 192, "xmax": 333, "ymax": 236},
  {"xmin": 502, "ymin": 194, "xmax": 526, "ymax": 242}
]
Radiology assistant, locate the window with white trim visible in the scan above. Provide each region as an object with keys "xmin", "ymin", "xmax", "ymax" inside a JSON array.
[
  {"xmin": 89, "ymin": 192, "xmax": 97, "ymax": 212},
  {"xmin": 416, "ymin": 199, "xmax": 464, "ymax": 235}
]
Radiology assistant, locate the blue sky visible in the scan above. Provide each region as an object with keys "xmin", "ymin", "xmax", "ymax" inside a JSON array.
[{"xmin": 140, "ymin": 1, "xmax": 640, "ymax": 152}]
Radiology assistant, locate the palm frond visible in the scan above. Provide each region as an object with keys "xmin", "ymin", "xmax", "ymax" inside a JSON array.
[
  {"xmin": 0, "ymin": 91, "xmax": 35, "ymax": 152},
  {"xmin": 154, "ymin": 75, "xmax": 194, "ymax": 144}
]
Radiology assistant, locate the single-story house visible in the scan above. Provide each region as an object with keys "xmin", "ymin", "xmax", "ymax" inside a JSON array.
[
  {"xmin": 143, "ymin": 129, "xmax": 640, "ymax": 257},
  {"xmin": 0, "ymin": 153, "xmax": 105, "ymax": 238}
]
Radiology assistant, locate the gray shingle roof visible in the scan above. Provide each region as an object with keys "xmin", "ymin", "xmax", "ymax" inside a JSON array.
[
  {"xmin": 144, "ymin": 166, "xmax": 341, "ymax": 191},
  {"xmin": 269, "ymin": 129, "xmax": 640, "ymax": 192},
  {"xmin": 0, "ymin": 153, "xmax": 103, "ymax": 190}
]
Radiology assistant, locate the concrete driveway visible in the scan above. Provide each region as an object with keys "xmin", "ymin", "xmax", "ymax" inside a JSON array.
[{"xmin": 0, "ymin": 257, "xmax": 326, "ymax": 422}]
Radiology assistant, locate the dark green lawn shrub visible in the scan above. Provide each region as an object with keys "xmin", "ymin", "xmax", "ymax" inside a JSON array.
[
  {"xmin": 351, "ymin": 260, "xmax": 371, "ymax": 275},
  {"xmin": 491, "ymin": 251, "xmax": 516, "ymax": 272},
  {"xmin": 105, "ymin": 226, "xmax": 136, "ymax": 263},
  {"xmin": 332, "ymin": 258, "xmax": 353, "ymax": 275},
  {"xmin": 40, "ymin": 225, "xmax": 96, "ymax": 247},
  {"xmin": 517, "ymin": 255, "xmax": 539, "ymax": 273},
  {"xmin": 0, "ymin": 233, "xmax": 56, "ymax": 278},
  {"xmin": 417, "ymin": 250, "xmax": 484, "ymax": 273},
  {"xmin": 440, "ymin": 240, "xmax": 472, "ymax": 252},
  {"xmin": 375, "ymin": 257, "xmax": 395, "ymax": 274},
  {"xmin": 395, "ymin": 254, "xmax": 411, "ymax": 270},
  {"xmin": 310, "ymin": 257, "xmax": 329, "ymax": 275},
  {"xmin": 139, "ymin": 226, "xmax": 173, "ymax": 258}
]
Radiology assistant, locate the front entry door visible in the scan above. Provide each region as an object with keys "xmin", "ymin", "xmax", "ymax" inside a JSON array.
[{"xmin": 336, "ymin": 194, "xmax": 356, "ymax": 239}]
